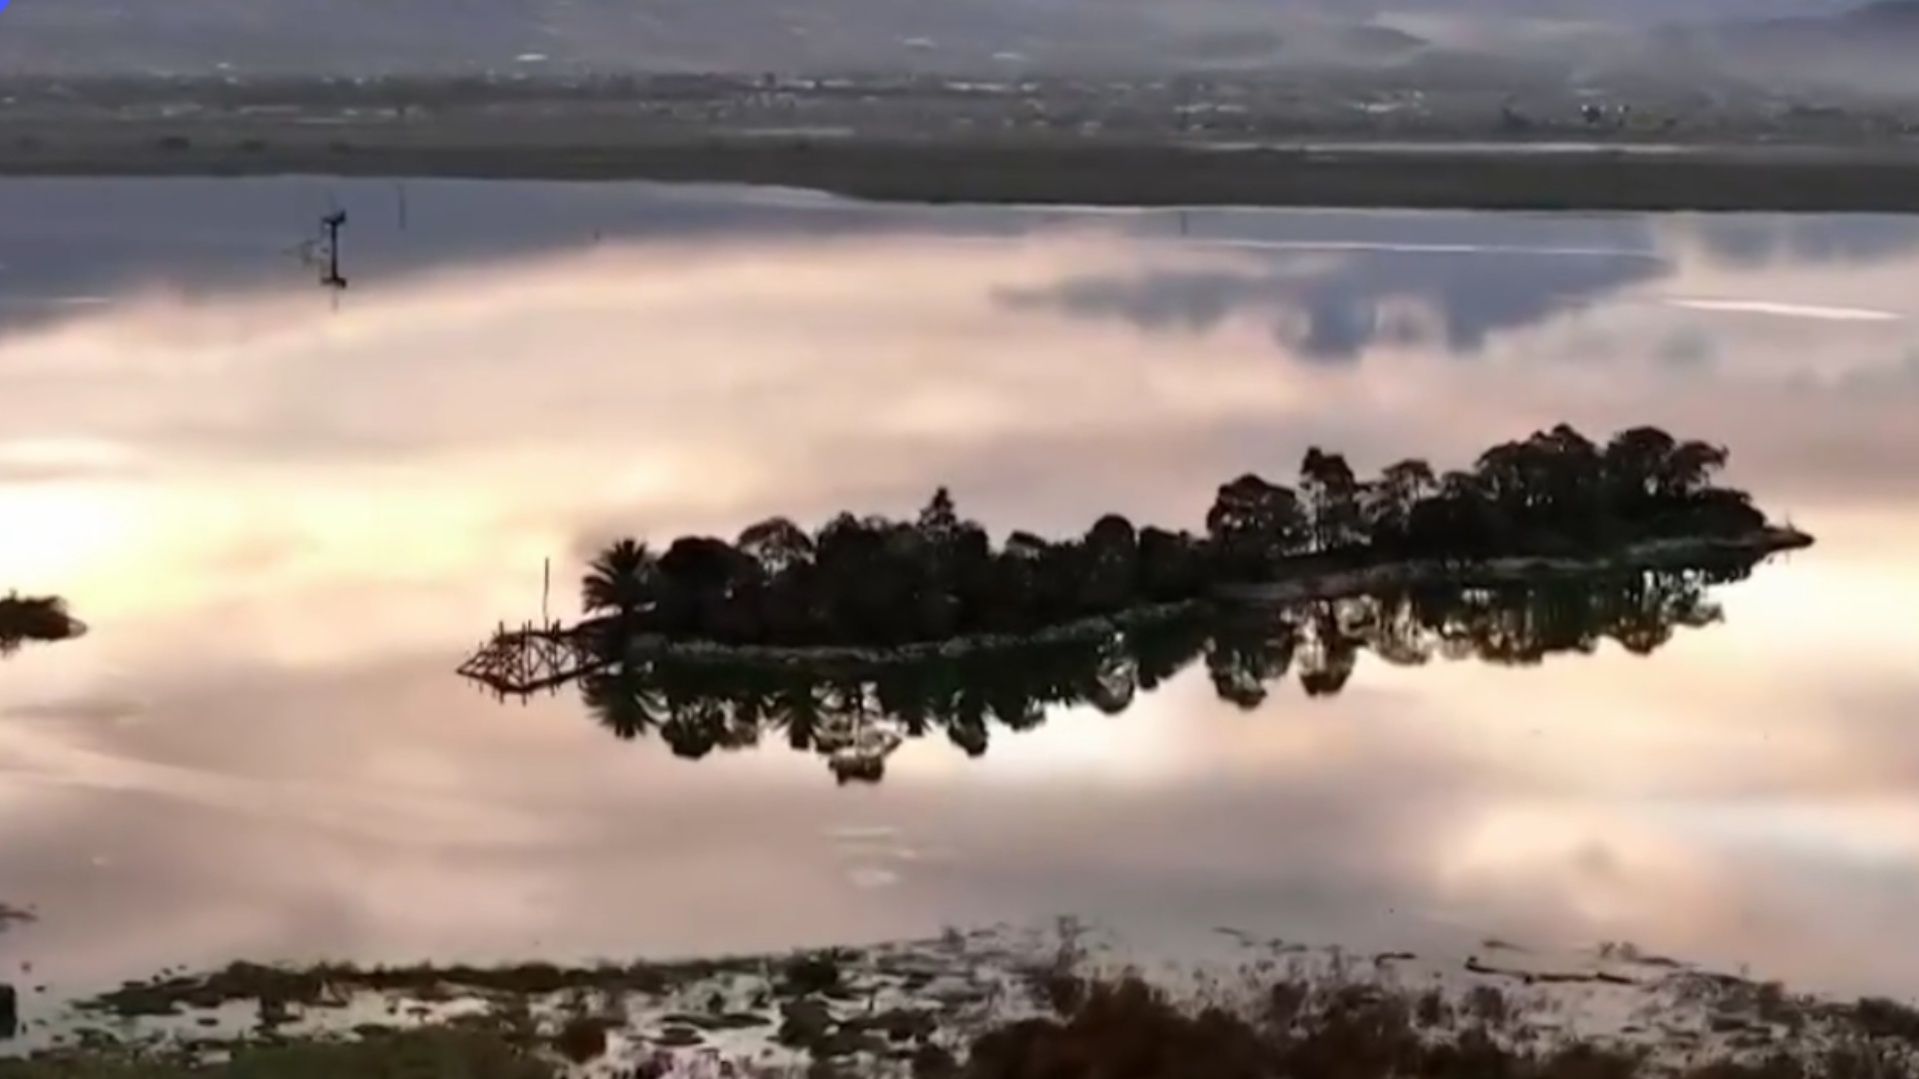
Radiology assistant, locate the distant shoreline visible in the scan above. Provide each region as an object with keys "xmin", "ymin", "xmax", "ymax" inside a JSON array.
[{"xmin": 11, "ymin": 130, "xmax": 1919, "ymax": 212}]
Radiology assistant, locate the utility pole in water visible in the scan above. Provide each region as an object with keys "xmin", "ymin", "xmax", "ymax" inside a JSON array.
[{"xmin": 320, "ymin": 210, "xmax": 348, "ymax": 290}]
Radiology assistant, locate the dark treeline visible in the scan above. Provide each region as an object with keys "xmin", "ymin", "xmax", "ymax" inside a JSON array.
[
  {"xmin": 571, "ymin": 568, "xmax": 1744, "ymax": 784},
  {"xmin": 581, "ymin": 425, "xmax": 1775, "ymax": 650},
  {"xmin": 0, "ymin": 593, "xmax": 78, "ymax": 656}
]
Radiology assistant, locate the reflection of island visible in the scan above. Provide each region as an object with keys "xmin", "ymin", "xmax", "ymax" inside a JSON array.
[
  {"xmin": 568, "ymin": 567, "xmax": 1745, "ymax": 784},
  {"xmin": 0, "ymin": 594, "xmax": 82, "ymax": 656}
]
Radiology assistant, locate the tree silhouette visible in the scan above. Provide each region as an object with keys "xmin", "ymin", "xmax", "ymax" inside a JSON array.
[
  {"xmin": 917, "ymin": 486, "xmax": 963, "ymax": 539},
  {"xmin": 1603, "ymin": 426, "xmax": 1680, "ymax": 508},
  {"xmin": 737, "ymin": 517, "xmax": 815, "ymax": 577},
  {"xmin": 1081, "ymin": 515, "xmax": 1140, "ymax": 613},
  {"xmin": 1207, "ymin": 474, "xmax": 1306, "ymax": 576},
  {"xmin": 1300, "ymin": 448, "xmax": 1363, "ymax": 552},
  {"xmin": 580, "ymin": 540, "xmax": 657, "ymax": 626},
  {"xmin": 1365, "ymin": 459, "xmax": 1438, "ymax": 548}
]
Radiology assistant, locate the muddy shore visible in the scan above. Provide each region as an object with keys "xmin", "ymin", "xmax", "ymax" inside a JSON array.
[{"xmin": 9, "ymin": 122, "xmax": 1919, "ymax": 212}]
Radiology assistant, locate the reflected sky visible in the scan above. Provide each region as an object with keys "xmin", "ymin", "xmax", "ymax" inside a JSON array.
[
  {"xmin": 996, "ymin": 227, "xmax": 1671, "ymax": 360},
  {"xmin": 1, "ymin": 182, "xmax": 1917, "ymax": 1010}
]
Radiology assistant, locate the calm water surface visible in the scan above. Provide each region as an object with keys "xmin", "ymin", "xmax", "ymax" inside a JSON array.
[{"xmin": 0, "ymin": 180, "xmax": 1915, "ymax": 1004}]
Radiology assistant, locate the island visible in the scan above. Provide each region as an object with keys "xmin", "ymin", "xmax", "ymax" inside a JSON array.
[
  {"xmin": 0, "ymin": 593, "xmax": 82, "ymax": 656},
  {"xmin": 461, "ymin": 423, "xmax": 1810, "ymax": 695}
]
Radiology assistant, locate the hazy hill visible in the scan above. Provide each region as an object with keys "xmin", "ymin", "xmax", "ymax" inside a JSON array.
[
  {"xmin": 1657, "ymin": 0, "xmax": 1919, "ymax": 95},
  {"xmin": 0, "ymin": 0, "xmax": 1907, "ymax": 101}
]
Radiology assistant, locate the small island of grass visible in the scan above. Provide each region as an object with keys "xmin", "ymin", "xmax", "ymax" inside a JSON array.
[
  {"xmin": 0, "ymin": 593, "xmax": 82, "ymax": 656},
  {"xmin": 465, "ymin": 424, "xmax": 1808, "ymax": 688}
]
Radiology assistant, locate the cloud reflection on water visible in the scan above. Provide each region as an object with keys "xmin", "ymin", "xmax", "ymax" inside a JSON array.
[
  {"xmin": 996, "ymin": 242, "xmax": 1669, "ymax": 360},
  {"xmin": 0, "ymin": 188, "xmax": 1917, "ymax": 1003}
]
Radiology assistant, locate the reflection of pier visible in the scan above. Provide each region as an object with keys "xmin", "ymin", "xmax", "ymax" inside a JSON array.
[{"xmin": 457, "ymin": 623, "xmax": 608, "ymax": 694}]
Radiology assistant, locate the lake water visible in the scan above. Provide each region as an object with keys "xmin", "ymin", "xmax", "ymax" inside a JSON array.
[{"xmin": 0, "ymin": 179, "xmax": 1915, "ymax": 1010}]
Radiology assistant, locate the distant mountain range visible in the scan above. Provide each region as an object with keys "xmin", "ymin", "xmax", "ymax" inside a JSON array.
[
  {"xmin": 1691, "ymin": 0, "xmax": 1919, "ymax": 55},
  {"xmin": 1654, "ymin": 0, "xmax": 1919, "ymax": 94},
  {"xmin": 0, "ymin": 0, "xmax": 1913, "ymax": 90}
]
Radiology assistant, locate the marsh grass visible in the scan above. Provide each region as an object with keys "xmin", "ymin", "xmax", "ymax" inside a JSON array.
[
  {"xmin": 80, "ymin": 959, "xmax": 764, "ymax": 1020},
  {"xmin": 966, "ymin": 976, "xmax": 1919, "ymax": 1079},
  {"xmin": 0, "ymin": 1029, "xmax": 553, "ymax": 1079},
  {"xmin": 33, "ymin": 940, "xmax": 1919, "ymax": 1079}
]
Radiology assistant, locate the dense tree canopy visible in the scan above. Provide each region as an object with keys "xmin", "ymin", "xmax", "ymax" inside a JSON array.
[
  {"xmin": 1214, "ymin": 423, "xmax": 1763, "ymax": 567},
  {"xmin": 575, "ymin": 425, "xmax": 1773, "ymax": 649}
]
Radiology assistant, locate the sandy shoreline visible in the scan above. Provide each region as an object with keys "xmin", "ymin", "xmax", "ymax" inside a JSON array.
[{"xmin": 9, "ymin": 125, "xmax": 1919, "ymax": 211}]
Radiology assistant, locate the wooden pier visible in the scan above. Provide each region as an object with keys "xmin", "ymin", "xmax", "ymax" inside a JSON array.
[{"xmin": 457, "ymin": 622, "xmax": 607, "ymax": 695}]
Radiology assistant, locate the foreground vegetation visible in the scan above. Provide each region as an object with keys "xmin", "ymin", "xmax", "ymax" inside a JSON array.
[
  {"xmin": 0, "ymin": 1030, "xmax": 550, "ymax": 1079},
  {"xmin": 573, "ymin": 425, "xmax": 1798, "ymax": 652},
  {"xmin": 0, "ymin": 595, "xmax": 79, "ymax": 655},
  {"xmin": 963, "ymin": 974, "xmax": 1919, "ymax": 1079},
  {"xmin": 9, "ymin": 936, "xmax": 1919, "ymax": 1079}
]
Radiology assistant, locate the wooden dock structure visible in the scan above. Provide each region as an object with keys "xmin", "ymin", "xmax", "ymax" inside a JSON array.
[{"xmin": 457, "ymin": 622, "xmax": 607, "ymax": 695}]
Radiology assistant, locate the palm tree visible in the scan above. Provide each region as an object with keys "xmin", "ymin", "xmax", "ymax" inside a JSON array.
[{"xmin": 581, "ymin": 539, "xmax": 657, "ymax": 624}]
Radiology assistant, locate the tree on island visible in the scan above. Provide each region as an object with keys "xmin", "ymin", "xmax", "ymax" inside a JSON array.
[
  {"xmin": 1206, "ymin": 474, "xmax": 1305, "ymax": 576},
  {"xmin": 1362, "ymin": 458, "xmax": 1438, "ymax": 547},
  {"xmin": 579, "ymin": 539, "xmax": 657, "ymax": 628},
  {"xmin": 1299, "ymin": 447, "xmax": 1364, "ymax": 552}
]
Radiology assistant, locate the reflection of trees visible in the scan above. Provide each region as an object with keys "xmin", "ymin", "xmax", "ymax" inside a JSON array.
[{"xmin": 569, "ymin": 567, "xmax": 1747, "ymax": 784}]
